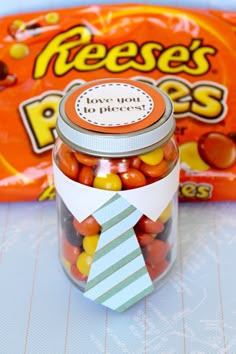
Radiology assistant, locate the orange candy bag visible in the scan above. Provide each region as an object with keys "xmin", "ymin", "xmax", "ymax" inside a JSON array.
[{"xmin": 0, "ymin": 4, "xmax": 236, "ymax": 202}]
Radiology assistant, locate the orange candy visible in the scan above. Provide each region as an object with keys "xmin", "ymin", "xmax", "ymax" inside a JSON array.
[
  {"xmin": 129, "ymin": 157, "xmax": 142, "ymax": 169},
  {"xmin": 74, "ymin": 151, "xmax": 98, "ymax": 167},
  {"xmin": 57, "ymin": 143, "xmax": 79, "ymax": 180},
  {"xmin": 56, "ymin": 139, "xmax": 175, "ymax": 191},
  {"xmin": 137, "ymin": 215, "xmax": 164, "ymax": 234},
  {"xmin": 135, "ymin": 231, "xmax": 154, "ymax": 247},
  {"xmin": 110, "ymin": 159, "xmax": 129, "ymax": 173},
  {"xmin": 163, "ymin": 140, "xmax": 178, "ymax": 162},
  {"xmin": 70, "ymin": 264, "xmax": 88, "ymax": 282},
  {"xmin": 146, "ymin": 260, "xmax": 169, "ymax": 281},
  {"xmin": 73, "ymin": 215, "xmax": 101, "ymax": 236},
  {"xmin": 140, "ymin": 159, "xmax": 169, "ymax": 178},
  {"xmin": 198, "ymin": 132, "xmax": 236, "ymax": 169},
  {"xmin": 120, "ymin": 168, "xmax": 147, "ymax": 189},
  {"xmin": 145, "ymin": 239, "xmax": 170, "ymax": 265},
  {"xmin": 78, "ymin": 165, "xmax": 94, "ymax": 186},
  {"xmin": 62, "ymin": 234, "xmax": 81, "ymax": 264}
]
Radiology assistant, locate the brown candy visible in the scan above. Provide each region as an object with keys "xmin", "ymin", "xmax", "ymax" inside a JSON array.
[
  {"xmin": 198, "ymin": 132, "xmax": 236, "ymax": 169},
  {"xmin": 0, "ymin": 61, "xmax": 8, "ymax": 80},
  {"xmin": 0, "ymin": 74, "xmax": 17, "ymax": 89},
  {"xmin": 228, "ymin": 132, "xmax": 236, "ymax": 144},
  {"xmin": 26, "ymin": 22, "xmax": 41, "ymax": 30}
]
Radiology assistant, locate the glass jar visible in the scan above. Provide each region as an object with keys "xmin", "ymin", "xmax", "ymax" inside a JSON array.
[{"xmin": 53, "ymin": 78, "xmax": 179, "ymax": 312}]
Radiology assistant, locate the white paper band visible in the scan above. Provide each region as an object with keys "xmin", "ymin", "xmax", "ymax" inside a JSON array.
[{"xmin": 53, "ymin": 159, "xmax": 180, "ymax": 222}]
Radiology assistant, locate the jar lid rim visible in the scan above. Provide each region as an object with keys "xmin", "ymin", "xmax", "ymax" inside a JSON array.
[{"xmin": 57, "ymin": 79, "xmax": 175, "ymax": 156}]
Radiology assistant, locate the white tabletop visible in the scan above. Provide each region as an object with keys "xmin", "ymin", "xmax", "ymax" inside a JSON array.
[{"xmin": 0, "ymin": 201, "xmax": 235, "ymax": 353}]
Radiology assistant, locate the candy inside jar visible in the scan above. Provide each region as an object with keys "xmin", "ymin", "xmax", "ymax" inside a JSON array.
[
  {"xmin": 54, "ymin": 138, "xmax": 179, "ymax": 290},
  {"xmin": 53, "ymin": 78, "xmax": 179, "ymax": 311}
]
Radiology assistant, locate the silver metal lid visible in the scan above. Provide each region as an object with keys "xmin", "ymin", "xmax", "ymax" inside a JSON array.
[{"xmin": 57, "ymin": 79, "xmax": 175, "ymax": 157}]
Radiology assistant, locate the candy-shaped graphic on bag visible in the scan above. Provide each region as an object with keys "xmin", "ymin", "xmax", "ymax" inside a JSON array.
[{"xmin": 84, "ymin": 194, "xmax": 154, "ymax": 312}]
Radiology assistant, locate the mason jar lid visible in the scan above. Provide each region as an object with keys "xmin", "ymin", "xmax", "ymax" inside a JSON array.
[{"xmin": 57, "ymin": 78, "xmax": 175, "ymax": 157}]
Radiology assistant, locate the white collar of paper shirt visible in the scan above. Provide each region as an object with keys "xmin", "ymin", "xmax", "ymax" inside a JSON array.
[{"xmin": 53, "ymin": 160, "xmax": 180, "ymax": 222}]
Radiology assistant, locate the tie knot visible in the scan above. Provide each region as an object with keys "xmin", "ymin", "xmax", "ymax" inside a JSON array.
[{"xmin": 93, "ymin": 193, "xmax": 142, "ymax": 229}]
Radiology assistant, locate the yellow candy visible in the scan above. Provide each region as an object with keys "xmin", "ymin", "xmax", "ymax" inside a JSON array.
[
  {"xmin": 139, "ymin": 148, "xmax": 164, "ymax": 166},
  {"xmin": 12, "ymin": 19, "xmax": 26, "ymax": 30},
  {"xmin": 93, "ymin": 173, "xmax": 122, "ymax": 191},
  {"xmin": 76, "ymin": 252, "xmax": 93, "ymax": 276},
  {"xmin": 179, "ymin": 142, "xmax": 210, "ymax": 172},
  {"xmin": 159, "ymin": 202, "xmax": 172, "ymax": 223},
  {"xmin": 45, "ymin": 12, "xmax": 60, "ymax": 24},
  {"xmin": 62, "ymin": 257, "xmax": 71, "ymax": 270},
  {"xmin": 9, "ymin": 43, "xmax": 29, "ymax": 59},
  {"xmin": 83, "ymin": 235, "xmax": 99, "ymax": 256}
]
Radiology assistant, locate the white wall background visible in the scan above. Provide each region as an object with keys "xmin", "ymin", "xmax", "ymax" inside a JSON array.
[{"xmin": 1, "ymin": 0, "xmax": 236, "ymax": 17}]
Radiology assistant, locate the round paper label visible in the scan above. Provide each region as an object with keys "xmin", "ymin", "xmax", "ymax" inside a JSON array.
[{"xmin": 75, "ymin": 83, "xmax": 154, "ymax": 127}]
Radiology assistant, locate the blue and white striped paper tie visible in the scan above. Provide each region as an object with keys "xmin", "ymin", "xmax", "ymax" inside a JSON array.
[{"xmin": 84, "ymin": 193, "xmax": 154, "ymax": 312}]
